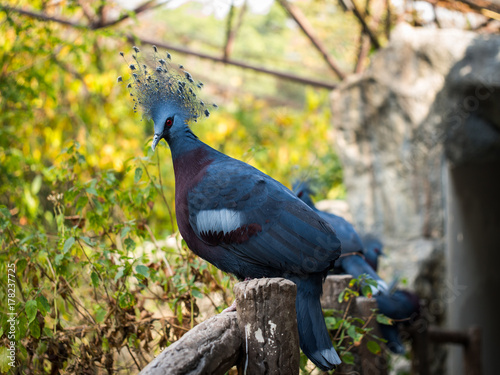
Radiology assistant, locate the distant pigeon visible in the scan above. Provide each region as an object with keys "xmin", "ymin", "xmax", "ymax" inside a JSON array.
[
  {"xmin": 361, "ymin": 233, "xmax": 385, "ymax": 272},
  {"xmin": 375, "ymin": 290, "xmax": 420, "ymax": 354},
  {"xmin": 293, "ymin": 180, "xmax": 388, "ymax": 295}
]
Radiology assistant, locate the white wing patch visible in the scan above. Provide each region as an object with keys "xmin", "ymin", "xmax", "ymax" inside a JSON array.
[
  {"xmin": 196, "ymin": 209, "xmax": 243, "ymax": 235},
  {"xmin": 370, "ymin": 280, "xmax": 389, "ymax": 295}
]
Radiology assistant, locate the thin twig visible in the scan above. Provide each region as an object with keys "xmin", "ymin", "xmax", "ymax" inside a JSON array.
[
  {"xmin": 223, "ymin": 1, "xmax": 247, "ymax": 61},
  {"xmin": 144, "ymin": 223, "xmax": 174, "ymax": 276},
  {"xmin": 1, "ymin": 4, "xmax": 339, "ymax": 89},
  {"xmin": 132, "ymin": 36, "xmax": 339, "ymax": 89},
  {"xmin": 77, "ymin": 238, "xmax": 112, "ymax": 302},
  {"xmin": 156, "ymin": 152, "xmax": 175, "ymax": 232},
  {"xmin": 338, "ymin": 0, "xmax": 381, "ymax": 49},
  {"xmin": 277, "ymin": 0, "xmax": 346, "ymax": 80},
  {"xmin": 126, "ymin": 345, "xmax": 142, "ymax": 372},
  {"xmin": 354, "ymin": 32, "xmax": 370, "ymax": 74}
]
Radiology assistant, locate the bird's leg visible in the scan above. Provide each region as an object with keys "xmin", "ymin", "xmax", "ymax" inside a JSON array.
[{"xmin": 222, "ymin": 277, "xmax": 252, "ymax": 313}]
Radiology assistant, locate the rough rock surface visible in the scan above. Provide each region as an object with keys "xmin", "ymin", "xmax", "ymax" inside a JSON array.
[{"xmin": 330, "ymin": 23, "xmax": 500, "ymax": 374}]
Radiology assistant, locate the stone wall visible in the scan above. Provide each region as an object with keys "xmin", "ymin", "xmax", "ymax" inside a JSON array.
[{"xmin": 329, "ymin": 23, "xmax": 500, "ymax": 375}]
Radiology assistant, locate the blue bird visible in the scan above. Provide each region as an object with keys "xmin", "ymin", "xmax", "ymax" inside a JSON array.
[
  {"xmin": 293, "ymin": 180, "xmax": 388, "ymax": 295},
  {"xmin": 293, "ymin": 181, "xmax": 420, "ymax": 354},
  {"xmin": 374, "ymin": 290, "xmax": 420, "ymax": 354},
  {"xmin": 120, "ymin": 47, "xmax": 342, "ymax": 370},
  {"xmin": 361, "ymin": 233, "xmax": 385, "ymax": 272}
]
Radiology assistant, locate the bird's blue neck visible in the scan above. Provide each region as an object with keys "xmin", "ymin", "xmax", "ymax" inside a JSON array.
[
  {"xmin": 301, "ymin": 193, "xmax": 316, "ymax": 209},
  {"xmin": 166, "ymin": 125, "xmax": 206, "ymax": 161}
]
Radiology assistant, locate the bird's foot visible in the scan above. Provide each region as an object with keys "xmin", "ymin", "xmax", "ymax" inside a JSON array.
[{"xmin": 222, "ymin": 301, "xmax": 237, "ymax": 313}]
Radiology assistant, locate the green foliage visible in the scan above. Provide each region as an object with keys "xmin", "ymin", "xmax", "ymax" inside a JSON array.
[
  {"xmin": 0, "ymin": 1, "xmax": 348, "ymax": 373},
  {"xmin": 300, "ymin": 275, "xmax": 390, "ymax": 374}
]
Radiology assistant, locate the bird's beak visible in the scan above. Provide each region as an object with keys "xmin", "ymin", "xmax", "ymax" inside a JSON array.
[{"xmin": 151, "ymin": 133, "xmax": 161, "ymax": 152}]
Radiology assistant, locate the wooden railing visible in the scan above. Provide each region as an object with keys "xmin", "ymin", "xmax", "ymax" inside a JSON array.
[
  {"xmin": 139, "ymin": 275, "xmax": 482, "ymax": 375},
  {"xmin": 404, "ymin": 324, "xmax": 482, "ymax": 375},
  {"xmin": 139, "ymin": 278, "xmax": 300, "ymax": 375}
]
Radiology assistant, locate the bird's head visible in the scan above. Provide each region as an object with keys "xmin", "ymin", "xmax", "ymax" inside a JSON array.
[
  {"xmin": 362, "ymin": 234, "xmax": 385, "ymax": 257},
  {"xmin": 118, "ymin": 46, "xmax": 216, "ymax": 151},
  {"xmin": 292, "ymin": 179, "xmax": 316, "ymax": 208}
]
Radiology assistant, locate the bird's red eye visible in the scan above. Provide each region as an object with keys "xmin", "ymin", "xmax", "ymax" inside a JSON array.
[
  {"xmin": 165, "ymin": 118, "xmax": 173, "ymax": 127},
  {"xmin": 298, "ymin": 191, "xmax": 303, "ymax": 198}
]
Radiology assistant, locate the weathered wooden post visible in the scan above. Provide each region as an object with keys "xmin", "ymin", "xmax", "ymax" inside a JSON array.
[
  {"xmin": 234, "ymin": 278, "xmax": 300, "ymax": 375},
  {"xmin": 139, "ymin": 277, "xmax": 300, "ymax": 374},
  {"xmin": 321, "ymin": 274, "xmax": 354, "ymax": 311},
  {"xmin": 355, "ymin": 297, "xmax": 388, "ymax": 375}
]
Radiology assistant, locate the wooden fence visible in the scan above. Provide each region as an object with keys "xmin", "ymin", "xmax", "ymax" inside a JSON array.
[{"xmin": 139, "ymin": 275, "xmax": 482, "ymax": 375}]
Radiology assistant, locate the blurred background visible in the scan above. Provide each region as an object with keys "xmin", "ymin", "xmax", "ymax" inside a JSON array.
[{"xmin": 0, "ymin": 0, "xmax": 499, "ymax": 374}]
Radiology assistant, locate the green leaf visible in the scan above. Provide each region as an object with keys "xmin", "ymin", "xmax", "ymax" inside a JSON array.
[
  {"xmin": 91, "ymin": 271, "xmax": 100, "ymax": 287},
  {"xmin": 361, "ymin": 285, "xmax": 373, "ymax": 298},
  {"xmin": 43, "ymin": 327, "xmax": 54, "ymax": 338},
  {"xmin": 367, "ymin": 340, "xmax": 381, "ymax": 355},
  {"xmin": 338, "ymin": 290, "xmax": 346, "ymax": 303},
  {"xmin": 376, "ymin": 314, "xmax": 393, "ymax": 325},
  {"xmin": 29, "ymin": 319, "xmax": 41, "ymax": 339},
  {"xmin": 342, "ymin": 351, "xmax": 355, "ymax": 365},
  {"xmin": 114, "ymin": 268, "xmax": 125, "ymax": 282},
  {"xmin": 120, "ymin": 226, "xmax": 131, "ymax": 238},
  {"xmin": 86, "ymin": 187, "xmax": 98, "ymax": 196},
  {"xmin": 16, "ymin": 258, "xmax": 28, "ymax": 274},
  {"xmin": 18, "ymin": 315, "xmax": 28, "ymax": 340},
  {"xmin": 124, "ymin": 238, "xmax": 136, "ymax": 251},
  {"xmin": 63, "ymin": 236, "xmax": 75, "ymax": 254},
  {"xmin": 36, "ymin": 295, "xmax": 51, "ymax": 316},
  {"xmin": 191, "ymin": 289, "xmax": 203, "ymax": 299},
  {"xmin": 134, "ymin": 167, "xmax": 143, "ymax": 183},
  {"xmin": 54, "ymin": 253, "xmax": 64, "ymax": 265},
  {"xmin": 0, "ymin": 346, "xmax": 11, "ymax": 373},
  {"xmin": 95, "ymin": 307, "xmax": 107, "ymax": 323},
  {"xmin": 0, "ymin": 205, "xmax": 11, "ymax": 218},
  {"xmin": 347, "ymin": 324, "xmax": 357, "ymax": 339},
  {"xmin": 80, "ymin": 236, "xmax": 94, "ymax": 246},
  {"xmin": 135, "ymin": 265, "xmax": 149, "ymax": 278},
  {"xmin": 299, "ymin": 351, "xmax": 309, "ymax": 371},
  {"xmin": 118, "ymin": 292, "xmax": 135, "ymax": 309},
  {"xmin": 75, "ymin": 195, "xmax": 89, "ymax": 213},
  {"xmin": 25, "ymin": 300, "xmax": 38, "ymax": 323},
  {"xmin": 102, "ymin": 337, "xmax": 110, "ymax": 352},
  {"xmin": 31, "ymin": 175, "xmax": 42, "ymax": 195},
  {"xmin": 325, "ymin": 316, "xmax": 337, "ymax": 330}
]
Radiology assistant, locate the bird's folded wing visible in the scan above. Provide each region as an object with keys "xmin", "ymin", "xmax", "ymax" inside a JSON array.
[{"xmin": 188, "ymin": 160, "xmax": 341, "ymax": 275}]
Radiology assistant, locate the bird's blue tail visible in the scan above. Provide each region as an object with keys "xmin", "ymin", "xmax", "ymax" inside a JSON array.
[
  {"xmin": 293, "ymin": 276, "xmax": 341, "ymax": 370},
  {"xmin": 378, "ymin": 324, "xmax": 405, "ymax": 354}
]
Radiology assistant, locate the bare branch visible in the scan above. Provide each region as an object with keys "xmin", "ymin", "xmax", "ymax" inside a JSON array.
[
  {"xmin": 223, "ymin": 1, "xmax": 247, "ymax": 61},
  {"xmin": 0, "ymin": 2, "xmax": 164, "ymax": 30},
  {"xmin": 278, "ymin": 0, "xmax": 346, "ymax": 80},
  {"xmin": 338, "ymin": 0, "xmax": 381, "ymax": 49},
  {"xmin": 420, "ymin": 0, "xmax": 500, "ymax": 19},
  {"xmin": 131, "ymin": 35, "xmax": 338, "ymax": 89},
  {"xmin": 457, "ymin": 0, "xmax": 500, "ymax": 15},
  {"xmin": 2, "ymin": 4, "xmax": 339, "ymax": 89},
  {"xmin": 0, "ymin": 4, "xmax": 86, "ymax": 28},
  {"xmin": 93, "ymin": 0, "xmax": 164, "ymax": 29},
  {"xmin": 354, "ymin": 33, "xmax": 370, "ymax": 74}
]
